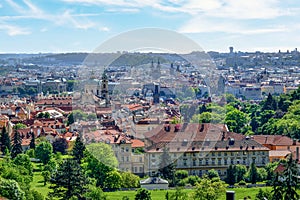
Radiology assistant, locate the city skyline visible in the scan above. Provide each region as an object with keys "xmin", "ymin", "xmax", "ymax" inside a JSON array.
[{"xmin": 0, "ymin": 0, "xmax": 300, "ymax": 53}]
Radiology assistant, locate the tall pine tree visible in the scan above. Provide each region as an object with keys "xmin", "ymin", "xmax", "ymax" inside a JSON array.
[
  {"xmin": 49, "ymin": 158, "xmax": 89, "ymax": 199},
  {"xmin": 11, "ymin": 130, "xmax": 23, "ymax": 158},
  {"xmin": 72, "ymin": 134, "xmax": 86, "ymax": 163},
  {"xmin": 29, "ymin": 131, "xmax": 35, "ymax": 149},
  {"xmin": 158, "ymin": 147, "xmax": 175, "ymax": 185},
  {"xmin": 0, "ymin": 127, "xmax": 11, "ymax": 154}
]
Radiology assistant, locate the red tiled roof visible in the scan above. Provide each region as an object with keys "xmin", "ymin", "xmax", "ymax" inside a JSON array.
[
  {"xmin": 131, "ymin": 139, "xmax": 145, "ymax": 148},
  {"xmin": 253, "ymin": 135, "xmax": 300, "ymax": 146}
]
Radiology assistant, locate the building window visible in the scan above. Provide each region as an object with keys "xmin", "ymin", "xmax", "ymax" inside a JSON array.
[
  {"xmin": 218, "ymin": 152, "xmax": 221, "ymax": 156},
  {"xmin": 139, "ymin": 157, "xmax": 143, "ymax": 162},
  {"xmin": 121, "ymin": 147, "xmax": 124, "ymax": 152},
  {"xmin": 152, "ymin": 154, "xmax": 155, "ymax": 158},
  {"xmin": 183, "ymin": 160, "xmax": 187, "ymax": 166},
  {"xmin": 212, "ymin": 159, "xmax": 215, "ymax": 165},
  {"xmin": 224, "ymin": 152, "xmax": 227, "ymax": 156},
  {"xmin": 183, "ymin": 153, "xmax": 187, "ymax": 157},
  {"xmin": 205, "ymin": 159, "xmax": 209, "ymax": 165},
  {"xmin": 253, "ymin": 151, "xmax": 256, "ymax": 155},
  {"xmin": 224, "ymin": 159, "xmax": 227, "ymax": 165},
  {"xmin": 139, "ymin": 167, "xmax": 143, "ymax": 172},
  {"xmin": 243, "ymin": 158, "xmax": 246, "ymax": 165},
  {"xmin": 231, "ymin": 159, "xmax": 234, "ymax": 165},
  {"xmin": 199, "ymin": 170, "xmax": 202, "ymax": 176},
  {"xmin": 126, "ymin": 147, "xmax": 129, "ymax": 152},
  {"xmin": 231, "ymin": 152, "xmax": 234, "ymax": 156},
  {"xmin": 212, "ymin": 152, "xmax": 215, "ymax": 156},
  {"xmin": 199, "ymin": 159, "xmax": 202, "ymax": 165},
  {"xmin": 126, "ymin": 157, "xmax": 129, "ymax": 162},
  {"xmin": 218, "ymin": 159, "xmax": 221, "ymax": 165},
  {"xmin": 193, "ymin": 159, "xmax": 196, "ymax": 166},
  {"xmin": 262, "ymin": 158, "xmax": 265, "ymax": 164}
]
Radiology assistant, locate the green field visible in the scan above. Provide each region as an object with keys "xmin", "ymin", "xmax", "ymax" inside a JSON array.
[{"xmin": 106, "ymin": 187, "xmax": 272, "ymax": 200}]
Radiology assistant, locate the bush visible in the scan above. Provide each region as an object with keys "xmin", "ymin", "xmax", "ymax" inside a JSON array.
[
  {"xmin": 0, "ymin": 178, "xmax": 25, "ymax": 200},
  {"xmin": 238, "ymin": 180, "xmax": 246, "ymax": 186},
  {"xmin": 187, "ymin": 175, "xmax": 201, "ymax": 186},
  {"xmin": 135, "ymin": 188, "xmax": 151, "ymax": 200}
]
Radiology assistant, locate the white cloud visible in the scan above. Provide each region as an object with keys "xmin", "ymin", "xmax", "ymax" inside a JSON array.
[
  {"xmin": 0, "ymin": 23, "xmax": 31, "ymax": 36},
  {"xmin": 62, "ymin": 0, "xmax": 292, "ymax": 19},
  {"xmin": 178, "ymin": 16, "xmax": 288, "ymax": 34},
  {"xmin": 3, "ymin": 0, "xmax": 99, "ymax": 32},
  {"xmin": 99, "ymin": 26, "xmax": 110, "ymax": 32}
]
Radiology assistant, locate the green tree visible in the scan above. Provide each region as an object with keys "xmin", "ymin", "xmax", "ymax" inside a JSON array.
[
  {"xmin": 35, "ymin": 141, "xmax": 53, "ymax": 164},
  {"xmin": 49, "ymin": 158, "xmax": 89, "ymax": 200},
  {"xmin": 207, "ymin": 169, "xmax": 219, "ymax": 179},
  {"xmin": 104, "ymin": 170, "xmax": 122, "ymax": 190},
  {"xmin": 159, "ymin": 147, "xmax": 175, "ymax": 185},
  {"xmin": 262, "ymin": 93, "xmax": 277, "ymax": 111},
  {"xmin": 44, "ymin": 112, "xmax": 50, "ymax": 119},
  {"xmin": 135, "ymin": 188, "xmax": 151, "ymax": 200},
  {"xmin": 67, "ymin": 112, "xmax": 75, "ymax": 125},
  {"xmin": 0, "ymin": 177, "xmax": 25, "ymax": 200},
  {"xmin": 174, "ymin": 170, "xmax": 188, "ymax": 186},
  {"xmin": 72, "ymin": 134, "xmax": 86, "ymax": 163},
  {"xmin": 271, "ymin": 173, "xmax": 284, "ymax": 200},
  {"xmin": 13, "ymin": 154, "xmax": 33, "ymax": 176},
  {"xmin": 225, "ymin": 108, "xmax": 249, "ymax": 133},
  {"xmin": 11, "ymin": 131, "xmax": 23, "ymax": 159},
  {"xmin": 29, "ymin": 131, "xmax": 35, "ymax": 149},
  {"xmin": 83, "ymin": 151, "xmax": 113, "ymax": 188},
  {"xmin": 86, "ymin": 142, "xmax": 118, "ymax": 168},
  {"xmin": 52, "ymin": 137, "xmax": 68, "ymax": 154},
  {"xmin": 14, "ymin": 123, "xmax": 27, "ymax": 130},
  {"xmin": 84, "ymin": 186, "xmax": 107, "ymax": 200},
  {"xmin": 193, "ymin": 175, "xmax": 226, "ymax": 200},
  {"xmin": 248, "ymin": 162, "xmax": 259, "ymax": 184},
  {"xmin": 235, "ymin": 164, "xmax": 247, "ymax": 183},
  {"xmin": 186, "ymin": 175, "xmax": 201, "ymax": 186},
  {"xmin": 281, "ymin": 155, "xmax": 299, "ymax": 200},
  {"xmin": 225, "ymin": 165, "xmax": 236, "ymax": 185},
  {"xmin": 257, "ymin": 167, "xmax": 268, "ymax": 182},
  {"xmin": 121, "ymin": 171, "xmax": 140, "ymax": 188},
  {"xmin": 37, "ymin": 112, "xmax": 44, "ymax": 118},
  {"xmin": 0, "ymin": 127, "xmax": 11, "ymax": 154}
]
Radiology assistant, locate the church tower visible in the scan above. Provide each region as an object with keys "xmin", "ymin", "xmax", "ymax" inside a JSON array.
[{"xmin": 101, "ymin": 70, "xmax": 109, "ymax": 107}]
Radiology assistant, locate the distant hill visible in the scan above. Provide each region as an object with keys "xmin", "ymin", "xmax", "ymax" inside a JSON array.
[{"xmin": 0, "ymin": 52, "xmax": 189, "ymax": 66}]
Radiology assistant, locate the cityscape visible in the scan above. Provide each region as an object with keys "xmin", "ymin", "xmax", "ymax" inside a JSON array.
[{"xmin": 1, "ymin": 1, "xmax": 300, "ymax": 200}]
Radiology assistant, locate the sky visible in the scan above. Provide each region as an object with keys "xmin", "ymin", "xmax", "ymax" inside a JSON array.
[{"xmin": 0, "ymin": 0, "xmax": 300, "ymax": 53}]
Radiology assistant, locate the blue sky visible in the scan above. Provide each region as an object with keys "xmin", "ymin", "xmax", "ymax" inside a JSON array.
[{"xmin": 0, "ymin": 0, "xmax": 300, "ymax": 53}]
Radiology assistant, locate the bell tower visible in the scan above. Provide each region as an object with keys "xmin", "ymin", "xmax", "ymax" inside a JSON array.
[{"xmin": 101, "ymin": 70, "xmax": 109, "ymax": 107}]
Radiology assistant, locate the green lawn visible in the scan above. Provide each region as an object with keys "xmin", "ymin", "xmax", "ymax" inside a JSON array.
[
  {"xmin": 31, "ymin": 162, "xmax": 51, "ymax": 197},
  {"xmin": 106, "ymin": 187, "xmax": 272, "ymax": 200}
]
